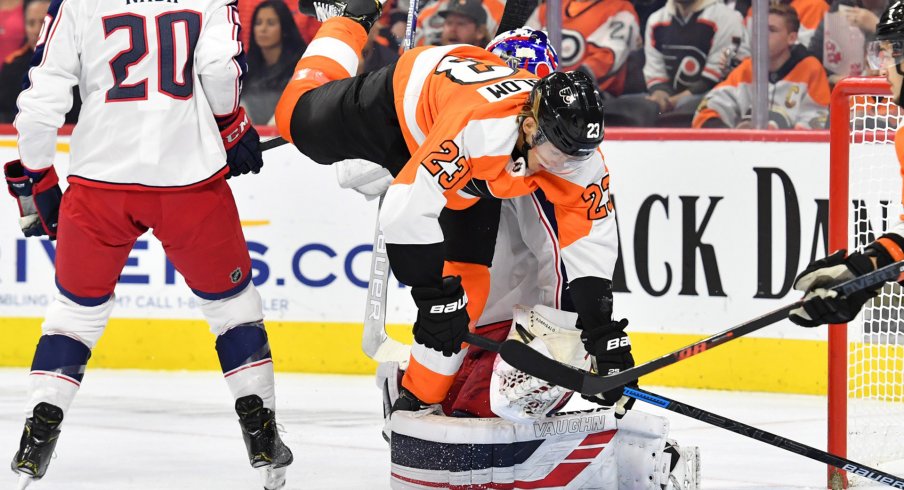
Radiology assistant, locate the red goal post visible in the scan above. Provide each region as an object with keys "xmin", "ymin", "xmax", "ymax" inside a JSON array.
[{"xmin": 828, "ymin": 76, "xmax": 904, "ymax": 489}]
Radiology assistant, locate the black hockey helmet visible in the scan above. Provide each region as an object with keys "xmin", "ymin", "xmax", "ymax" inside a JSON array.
[
  {"xmin": 876, "ymin": 0, "xmax": 904, "ymax": 41},
  {"xmin": 527, "ymin": 71, "xmax": 604, "ymax": 160}
]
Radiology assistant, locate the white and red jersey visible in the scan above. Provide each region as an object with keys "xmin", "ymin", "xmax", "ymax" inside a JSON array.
[{"xmin": 15, "ymin": 0, "xmax": 246, "ymax": 189}]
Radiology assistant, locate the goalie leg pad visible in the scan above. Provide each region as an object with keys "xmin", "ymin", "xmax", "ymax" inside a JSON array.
[{"xmin": 389, "ymin": 408, "xmax": 680, "ymax": 489}]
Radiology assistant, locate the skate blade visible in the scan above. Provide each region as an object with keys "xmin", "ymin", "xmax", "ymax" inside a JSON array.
[
  {"xmin": 16, "ymin": 474, "xmax": 35, "ymax": 490},
  {"xmin": 259, "ymin": 465, "xmax": 287, "ymax": 490}
]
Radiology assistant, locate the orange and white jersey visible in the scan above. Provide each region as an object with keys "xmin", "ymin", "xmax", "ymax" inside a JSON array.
[
  {"xmin": 414, "ymin": 0, "xmax": 505, "ymax": 47},
  {"xmin": 15, "ymin": 0, "xmax": 245, "ymax": 189},
  {"xmin": 527, "ymin": 0, "xmax": 641, "ymax": 95},
  {"xmin": 692, "ymin": 45, "xmax": 829, "ymax": 129},
  {"xmin": 383, "ymin": 44, "xmax": 619, "ymax": 282}
]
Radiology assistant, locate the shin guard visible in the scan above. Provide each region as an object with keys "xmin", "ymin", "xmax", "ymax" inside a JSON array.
[
  {"xmin": 216, "ymin": 322, "xmax": 276, "ymax": 410},
  {"xmin": 27, "ymin": 334, "xmax": 91, "ymax": 415}
]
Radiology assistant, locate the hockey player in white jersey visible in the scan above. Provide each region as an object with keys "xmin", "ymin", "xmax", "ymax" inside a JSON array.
[{"xmin": 4, "ymin": 0, "xmax": 291, "ymax": 488}]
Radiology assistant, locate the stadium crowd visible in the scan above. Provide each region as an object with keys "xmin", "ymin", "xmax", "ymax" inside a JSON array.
[{"xmin": 0, "ymin": 0, "xmax": 886, "ymax": 128}]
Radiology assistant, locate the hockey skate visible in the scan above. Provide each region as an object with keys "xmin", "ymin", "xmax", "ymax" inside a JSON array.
[
  {"xmin": 297, "ymin": 0, "xmax": 384, "ymax": 31},
  {"xmin": 236, "ymin": 395, "xmax": 294, "ymax": 490},
  {"xmin": 10, "ymin": 402, "xmax": 63, "ymax": 490}
]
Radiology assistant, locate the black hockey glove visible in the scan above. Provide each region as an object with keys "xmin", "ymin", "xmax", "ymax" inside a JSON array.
[
  {"xmin": 411, "ymin": 276, "xmax": 470, "ymax": 357},
  {"xmin": 4, "ymin": 160, "xmax": 62, "ymax": 240},
  {"xmin": 789, "ymin": 249, "xmax": 880, "ymax": 328},
  {"xmin": 218, "ymin": 107, "xmax": 263, "ymax": 179},
  {"xmin": 579, "ymin": 317, "xmax": 637, "ymax": 418}
]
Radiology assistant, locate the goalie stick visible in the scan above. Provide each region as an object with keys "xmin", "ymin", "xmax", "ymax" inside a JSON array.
[
  {"xmin": 468, "ymin": 260, "xmax": 904, "ymax": 397},
  {"xmin": 624, "ymin": 387, "xmax": 904, "ymax": 490}
]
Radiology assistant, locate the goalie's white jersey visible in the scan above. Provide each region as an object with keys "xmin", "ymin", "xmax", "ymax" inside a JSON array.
[{"xmin": 15, "ymin": 0, "xmax": 246, "ymax": 189}]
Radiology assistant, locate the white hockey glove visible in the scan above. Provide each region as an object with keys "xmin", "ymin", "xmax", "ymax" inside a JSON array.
[
  {"xmin": 490, "ymin": 305, "xmax": 591, "ymax": 422},
  {"xmin": 335, "ymin": 159, "xmax": 392, "ymax": 200}
]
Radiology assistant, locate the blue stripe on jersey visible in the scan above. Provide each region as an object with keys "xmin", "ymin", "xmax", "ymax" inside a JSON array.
[
  {"xmin": 391, "ymin": 432, "xmax": 544, "ymax": 471},
  {"xmin": 55, "ymin": 277, "xmax": 113, "ymax": 307},
  {"xmin": 190, "ymin": 271, "xmax": 251, "ymax": 300},
  {"xmin": 215, "ymin": 322, "xmax": 271, "ymax": 373},
  {"xmin": 533, "ymin": 189, "xmax": 574, "ymax": 312},
  {"xmin": 22, "ymin": 0, "xmax": 66, "ymax": 92},
  {"xmin": 31, "ymin": 334, "xmax": 91, "ymax": 383}
]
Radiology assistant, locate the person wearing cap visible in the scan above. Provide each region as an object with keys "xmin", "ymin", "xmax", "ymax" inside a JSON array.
[{"xmin": 439, "ymin": 0, "xmax": 490, "ymax": 46}]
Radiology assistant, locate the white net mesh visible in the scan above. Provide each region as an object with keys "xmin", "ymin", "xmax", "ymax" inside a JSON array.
[{"xmin": 846, "ymin": 94, "xmax": 904, "ymax": 485}]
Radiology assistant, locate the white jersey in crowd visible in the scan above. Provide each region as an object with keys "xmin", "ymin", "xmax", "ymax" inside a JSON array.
[{"xmin": 15, "ymin": 0, "xmax": 246, "ymax": 189}]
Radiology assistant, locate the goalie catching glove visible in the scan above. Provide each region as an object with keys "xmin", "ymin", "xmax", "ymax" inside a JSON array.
[
  {"xmin": 4, "ymin": 160, "xmax": 62, "ymax": 240},
  {"xmin": 579, "ymin": 317, "xmax": 637, "ymax": 417},
  {"xmin": 217, "ymin": 107, "xmax": 263, "ymax": 179},
  {"xmin": 789, "ymin": 248, "xmax": 888, "ymax": 327},
  {"xmin": 411, "ymin": 276, "xmax": 470, "ymax": 357}
]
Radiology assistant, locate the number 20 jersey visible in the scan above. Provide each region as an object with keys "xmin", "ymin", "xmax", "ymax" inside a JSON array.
[
  {"xmin": 15, "ymin": 0, "xmax": 246, "ymax": 189},
  {"xmin": 384, "ymin": 44, "xmax": 619, "ymax": 282}
]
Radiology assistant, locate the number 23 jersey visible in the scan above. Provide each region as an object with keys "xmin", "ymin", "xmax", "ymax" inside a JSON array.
[
  {"xmin": 385, "ymin": 44, "xmax": 618, "ymax": 281},
  {"xmin": 15, "ymin": 0, "xmax": 246, "ymax": 189}
]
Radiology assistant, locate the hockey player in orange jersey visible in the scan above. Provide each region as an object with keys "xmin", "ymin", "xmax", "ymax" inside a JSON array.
[
  {"xmin": 275, "ymin": 1, "xmax": 634, "ymax": 415},
  {"xmin": 526, "ymin": 0, "xmax": 641, "ymax": 96},
  {"xmin": 693, "ymin": 4, "xmax": 829, "ymax": 129},
  {"xmin": 789, "ymin": 0, "xmax": 904, "ymax": 326}
]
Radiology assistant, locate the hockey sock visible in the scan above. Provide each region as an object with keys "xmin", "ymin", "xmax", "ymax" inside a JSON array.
[
  {"xmin": 216, "ymin": 322, "xmax": 276, "ymax": 410},
  {"xmin": 27, "ymin": 334, "xmax": 91, "ymax": 416}
]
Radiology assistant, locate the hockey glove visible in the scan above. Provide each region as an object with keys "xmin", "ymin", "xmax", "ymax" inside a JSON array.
[
  {"xmin": 789, "ymin": 249, "xmax": 880, "ymax": 327},
  {"xmin": 218, "ymin": 107, "xmax": 263, "ymax": 179},
  {"xmin": 579, "ymin": 317, "xmax": 637, "ymax": 418},
  {"xmin": 4, "ymin": 160, "xmax": 62, "ymax": 240},
  {"xmin": 411, "ymin": 276, "xmax": 470, "ymax": 357}
]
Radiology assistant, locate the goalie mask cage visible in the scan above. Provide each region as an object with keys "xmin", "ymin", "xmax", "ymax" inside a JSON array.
[{"xmin": 829, "ymin": 77, "xmax": 904, "ymax": 489}]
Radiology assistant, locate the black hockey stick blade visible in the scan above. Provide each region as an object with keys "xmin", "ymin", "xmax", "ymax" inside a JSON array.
[
  {"xmin": 261, "ymin": 136, "xmax": 288, "ymax": 152},
  {"xmin": 481, "ymin": 259, "xmax": 904, "ymax": 397},
  {"xmin": 494, "ymin": 0, "xmax": 537, "ymax": 35},
  {"xmin": 625, "ymin": 387, "xmax": 904, "ymax": 489}
]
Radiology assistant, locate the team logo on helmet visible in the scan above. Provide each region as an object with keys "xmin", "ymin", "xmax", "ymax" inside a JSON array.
[{"xmin": 559, "ymin": 87, "xmax": 576, "ymax": 105}]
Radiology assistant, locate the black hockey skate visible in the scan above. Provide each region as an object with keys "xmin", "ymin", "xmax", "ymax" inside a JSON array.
[
  {"xmin": 11, "ymin": 402, "xmax": 63, "ymax": 482},
  {"xmin": 298, "ymin": 0, "xmax": 383, "ymax": 31},
  {"xmin": 236, "ymin": 395, "xmax": 293, "ymax": 490}
]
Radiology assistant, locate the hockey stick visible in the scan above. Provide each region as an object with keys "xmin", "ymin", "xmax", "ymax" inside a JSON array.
[
  {"xmin": 261, "ymin": 136, "xmax": 288, "ymax": 152},
  {"xmin": 494, "ymin": 0, "xmax": 537, "ymax": 34},
  {"xmin": 470, "ymin": 260, "xmax": 904, "ymax": 397},
  {"xmin": 624, "ymin": 387, "xmax": 904, "ymax": 489},
  {"xmin": 360, "ymin": 0, "xmax": 422, "ymax": 363}
]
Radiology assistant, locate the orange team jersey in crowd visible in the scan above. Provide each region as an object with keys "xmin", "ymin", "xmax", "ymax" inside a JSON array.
[
  {"xmin": 276, "ymin": 18, "xmax": 618, "ymax": 403},
  {"xmin": 744, "ymin": 0, "xmax": 828, "ymax": 47},
  {"xmin": 414, "ymin": 0, "xmax": 505, "ymax": 47},
  {"xmin": 692, "ymin": 46, "xmax": 829, "ymax": 129},
  {"xmin": 527, "ymin": 0, "xmax": 641, "ymax": 95}
]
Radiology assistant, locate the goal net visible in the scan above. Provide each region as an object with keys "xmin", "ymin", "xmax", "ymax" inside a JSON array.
[{"xmin": 829, "ymin": 77, "xmax": 904, "ymax": 488}]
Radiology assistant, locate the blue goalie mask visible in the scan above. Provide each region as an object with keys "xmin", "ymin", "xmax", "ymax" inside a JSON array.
[{"xmin": 486, "ymin": 28, "xmax": 559, "ymax": 77}]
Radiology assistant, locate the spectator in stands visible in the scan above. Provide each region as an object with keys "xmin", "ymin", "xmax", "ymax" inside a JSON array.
[
  {"xmin": 604, "ymin": 0, "xmax": 748, "ymax": 126},
  {"xmin": 416, "ymin": 0, "xmax": 503, "ymax": 46},
  {"xmin": 438, "ymin": 0, "xmax": 491, "ymax": 46},
  {"xmin": 738, "ymin": 0, "xmax": 828, "ymax": 47},
  {"xmin": 693, "ymin": 4, "xmax": 829, "ymax": 128},
  {"xmin": 809, "ymin": 0, "xmax": 888, "ymax": 86},
  {"xmin": 526, "ymin": 0, "xmax": 642, "ymax": 97},
  {"xmin": 0, "ymin": 0, "xmax": 22, "ymax": 65},
  {"xmin": 242, "ymin": 1, "xmax": 306, "ymax": 125},
  {"xmin": 0, "ymin": 0, "xmax": 76, "ymax": 124},
  {"xmin": 238, "ymin": 0, "xmax": 321, "ymax": 46}
]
